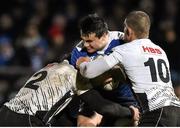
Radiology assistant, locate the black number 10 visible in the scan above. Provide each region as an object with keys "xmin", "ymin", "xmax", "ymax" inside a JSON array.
[{"xmin": 144, "ymin": 58, "xmax": 170, "ymax": 83}]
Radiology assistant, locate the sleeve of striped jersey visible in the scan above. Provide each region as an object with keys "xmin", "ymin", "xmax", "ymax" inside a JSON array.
[{"xmin": 79, "ymin": 49, "xmax": 122, "ymax": 78}]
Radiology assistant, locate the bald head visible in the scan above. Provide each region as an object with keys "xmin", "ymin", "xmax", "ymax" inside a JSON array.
[{"xmin": 125, "ymin": 11, "xmax": 151, "ymax": 39}]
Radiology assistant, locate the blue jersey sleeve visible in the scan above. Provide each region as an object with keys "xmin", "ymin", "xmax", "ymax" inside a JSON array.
[
  {"xmin": 70, "ymin": 47, "xmax": 88, "ymax": 67},
  {"xmin": 70, "ymin": 48, "xmax": 81, "ymax": 67}
]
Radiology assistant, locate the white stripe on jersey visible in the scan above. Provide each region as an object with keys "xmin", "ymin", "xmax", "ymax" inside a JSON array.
[{"xmin": 5, "ymin": 61, "xmax": 77, "ymax": 115}]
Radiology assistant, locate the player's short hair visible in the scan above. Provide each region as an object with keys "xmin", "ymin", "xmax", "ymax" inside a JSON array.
[
  {"xmin": 125, "ymin": 11, "xmax": 151, "ymax": 38},
  {"xmin": 79, "ymin": 13, "xmax": 108, "ymax": 38}
]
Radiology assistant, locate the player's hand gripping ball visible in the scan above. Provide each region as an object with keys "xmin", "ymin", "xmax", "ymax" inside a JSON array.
[{"xmin": 90, "ymin": 55, "xmax": 126, "ymax": 91}]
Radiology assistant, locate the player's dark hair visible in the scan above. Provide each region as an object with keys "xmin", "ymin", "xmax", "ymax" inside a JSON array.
[{"xmin": 79, "ymin": 13, "xmax": 108, "ymax": 38}]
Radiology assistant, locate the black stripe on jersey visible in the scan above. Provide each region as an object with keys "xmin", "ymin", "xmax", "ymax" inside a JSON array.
[
  {"xmin": 47, "ymin": 75, "xmax": 55, "ymax": 97},
  {"xmin": 55, "ymin": 86, "xmax": 60, "ymax": 96},
  {"xmin": 63, "ymin": 74, "xmax": 74, "ymax": 93},
  {"xmin": 31, "ymin": 93, "xmax": 36, "ymax": 106},
  {"xmin": 58, "ymin": 74, "xmax": 63, "ymax": 87},
  {"xmin": 27, "ymin": 100, "xmax": 34, "ymax": 113},
  {"xmin": 63, "ymin": 76, "xmax": 70, "ymax": 92},
  {"xmin": 42, "ymin": 90, "xmax": 74, "ymax": 124},
  {"xmin": 43, "ymin": 77, "xmax": 50, "ymax": 109},
  {"xmin": 57, "ymin": 74, "xmax": 65, "ymax": 96},
  {"xmin": 40, "ymin": 85, "xmax": 48, "ymax": 110},
  {"xmin": 46, "ymin": 77, "xmax": 54, "ymax": 106},
  {"xmin": 46, "ymin": 86, "xmax": 53, "ymax": 106},
  {"xmin": 35, "ymin": 90, "xmax": 41, "ymax": 110}
]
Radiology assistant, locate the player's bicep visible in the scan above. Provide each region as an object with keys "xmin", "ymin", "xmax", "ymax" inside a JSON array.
[
  {"xmin": 70, "ymin": 49, "xmax": 81, "ymax": 67},
  {"xmin": 104, "ymin": 50, "xmax": 123, "ymax": 68}
]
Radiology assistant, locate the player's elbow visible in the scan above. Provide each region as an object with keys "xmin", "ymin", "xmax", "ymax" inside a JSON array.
[
  {"xmin": 79, "ymin": 59, "xmax": 110, "ymax": 79},
  {"xmin": 80, "ymin": 66, "xmax": 97, "ymax": 79}
]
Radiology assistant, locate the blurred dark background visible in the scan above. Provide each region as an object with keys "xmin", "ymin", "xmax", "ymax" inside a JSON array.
[{"xmin": 0, "ymin": 0, "xmax": 180, "ymax": 106}]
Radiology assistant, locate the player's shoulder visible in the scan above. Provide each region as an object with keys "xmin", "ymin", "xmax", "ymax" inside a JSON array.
[
  {"xmin": 115, "ymin": 39, "xmax": 164, "ymax": 54},
  {"xmin": 74, "ymin": 40, "xmax": 84, "ymax": 51},
  {"xmin": 40, "ymin": 61, "xmax": 76, "ymax": 74},
  {"xmin": 117, "ymin": 38, "xmax": 150, "ymax": 48},
  {"xmin": 135, "ymin": 38, "xmax": 163, "ymax": 50},
  {"xmin": 109, "ymin": 31, "xmax": 124, "ymax": 40},
  {"xmin": 111, "ymin": 40, "xmax": 136, "ymax": 54}
]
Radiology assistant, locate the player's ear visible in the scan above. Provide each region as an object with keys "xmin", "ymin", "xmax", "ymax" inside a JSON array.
[
  {"xmin": 126, "ymin": 27, "xmax": 136, "ymax": 41},
  {"xmin": 126, "ymin": 27, "xmax": 133, "ymax": 37}
]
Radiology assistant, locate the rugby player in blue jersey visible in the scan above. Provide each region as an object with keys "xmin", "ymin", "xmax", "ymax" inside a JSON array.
[{"xmin": 70, "ymin": 14, "xmax": 139, "ymax": 126}]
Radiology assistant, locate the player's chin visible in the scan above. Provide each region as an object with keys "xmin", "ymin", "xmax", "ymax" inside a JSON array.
[{"xmin": 87, "ymin": 49, "xmax": 96, "ymax": 53}]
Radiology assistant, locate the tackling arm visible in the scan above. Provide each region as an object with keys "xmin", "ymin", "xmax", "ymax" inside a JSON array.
[
  {"xmin": 79, "ymin": 89, "xmax": 138, "ymax": 119},
  {"xmin": 79, "ymin": 52, "xmax": 120, "ymax": 79},
  {"xmin": 79, "ymin": 57, "xmax": 112, "ymax": 78}
]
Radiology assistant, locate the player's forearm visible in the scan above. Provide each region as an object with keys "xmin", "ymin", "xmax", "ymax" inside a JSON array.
[
  {"xmin": 79, "ymin": 52, "xmax": 121, "ymax": 79},
  {"xmin": 79, "ymin": 58, "xmax": 111, "ymax": 78},
  {"xmin": 79, "ymin": 89, "xmax": 133, "ymax": 118}
]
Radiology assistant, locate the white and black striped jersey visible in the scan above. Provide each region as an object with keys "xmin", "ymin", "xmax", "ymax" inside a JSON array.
[{"xmin": 5, "ymin": 61, "xmax": 77, "ymax": 115}]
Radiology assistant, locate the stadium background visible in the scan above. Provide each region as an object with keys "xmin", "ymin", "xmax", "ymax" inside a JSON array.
[{"xmin": 0, "ymin": 0, "xmax": 179, "ymax": 107}]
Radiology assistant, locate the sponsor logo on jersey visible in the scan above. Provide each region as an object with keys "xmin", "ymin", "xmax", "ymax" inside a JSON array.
[{"xmin": 142, "ymin": 46, "xmax": 162, "ymax": 54}]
